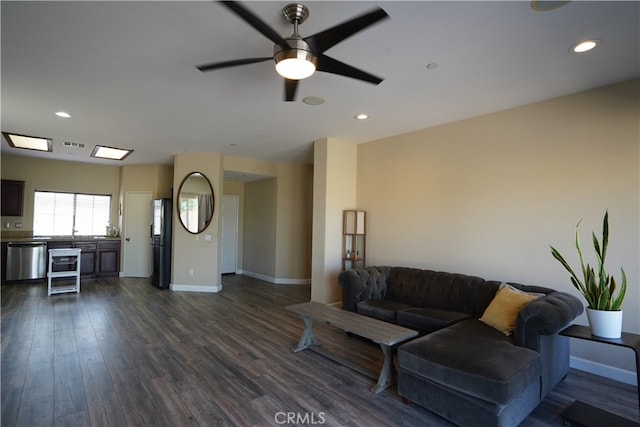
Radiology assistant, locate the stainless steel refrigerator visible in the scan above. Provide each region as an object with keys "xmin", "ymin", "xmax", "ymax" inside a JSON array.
[{"xmin": 151, "ymin": 198, "xmax": 172, "ymax": 288}]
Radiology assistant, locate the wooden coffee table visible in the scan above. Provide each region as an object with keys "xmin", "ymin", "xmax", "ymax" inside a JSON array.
[{"xmin": 286, "ymin": 301, "xmax": 418, "ymax": 393}]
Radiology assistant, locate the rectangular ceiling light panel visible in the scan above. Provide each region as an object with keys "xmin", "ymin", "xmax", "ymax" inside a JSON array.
[
  {"xmin": 90, "ymin": 145, "xmax": 133, "ymax": 161},
  {"xmin": 2, "ymin": 132, "xmax": 53, "ymax": 152}
]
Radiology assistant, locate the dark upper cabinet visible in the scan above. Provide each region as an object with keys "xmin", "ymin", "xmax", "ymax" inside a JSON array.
[{"xmin": 1, "ymin": 180, "xmax": 25, "ymax": 216}]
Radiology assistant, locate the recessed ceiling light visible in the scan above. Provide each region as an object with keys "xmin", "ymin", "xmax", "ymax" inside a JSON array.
[
  {"xmin": 355, "ymin": 114, "xmax": 369, "ymax": 120},
  {"xmin": 90, "ymin": 145, "xmax": 133, "ymax": 161},
  {"xmin": 2, "ymin": 132, "xmax": 53, "ymax": 152},
  {"xmin": 570, "ymin": 39, "xmax": 601, "ymax": 54},
  {"xmin": 55, "ymin": 111, "xmax": 72, "ymax": 118}
]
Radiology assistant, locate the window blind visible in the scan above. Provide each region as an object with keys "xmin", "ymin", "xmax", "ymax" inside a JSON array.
[{"xmin": 33, "ymin": 191, "xmax": 112, "ymax": 236}]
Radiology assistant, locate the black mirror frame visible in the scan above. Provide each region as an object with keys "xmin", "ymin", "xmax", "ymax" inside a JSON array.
[{"xmin": 176, "ymin": 172, "xmax": 215, "ymax": 234}]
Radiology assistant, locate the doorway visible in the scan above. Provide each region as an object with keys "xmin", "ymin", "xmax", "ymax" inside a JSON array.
[
  {"xmin": 221, "ymin": 195, "xmax": 239, "ymax": 274},
  {"xmin": 123, "ymin": 191, "xmax": 153, "ymax": 277}
]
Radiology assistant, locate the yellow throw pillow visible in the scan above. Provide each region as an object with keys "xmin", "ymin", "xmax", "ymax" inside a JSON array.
[{"xmin": 480, "ymin": 285, "xmax": 539, "ymax": 336}]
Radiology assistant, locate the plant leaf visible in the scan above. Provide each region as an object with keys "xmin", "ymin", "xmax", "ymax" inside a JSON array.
[
  {"xmin": 551, "ymin": 245, "xmax": 585, "ymax": 291},
  {"xmin": 570, "ymin": 276, "xmax": 589, "ymax": 302},
  {"xmin": 585, "ymin": 266, "xmax": 600, "ymax": 308},
  {"xmin": 574, "ymin": 221, "xmax": 592, "ymax": 294},
  {"xmin": 611, "ymin": 268, "xmax": 627, "ymax": 311},
  {"xmin": 602, "ymin": 210, "xmax": 609, "ymax": 262},
  {"xmin": 593, "ymin": 231, "xmax": 602, "ymax": 261}
]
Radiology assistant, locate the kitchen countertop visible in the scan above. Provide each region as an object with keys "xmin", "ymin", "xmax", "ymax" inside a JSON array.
[{"xmin": 1, "ymin": 236, "xmax": 122, "ymax": 243}]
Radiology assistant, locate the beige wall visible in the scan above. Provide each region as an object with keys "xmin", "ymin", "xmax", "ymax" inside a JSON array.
[
  {"xmin": 1, "ymin": 154, "xmax": 120, "ymax": 235},
  {"xmin": 355, "ymin": 79, "xmax": 639, "ymax": 375},
  {"xmin": 224, "ymin": 155, "xmax": 279, "ymax": 176},
  {"xmin": 119, "ymin": 164, "xmax": 173, "ymax": 198},
  {"xmin": 311, "ymin": 138, "xmax": 358, "ymax": 303},
  {"xmin": 119, "ymin": 163, "xmax": 173, "ymax": 233},
  {"xmin": 275, "ymin": 162, "xmax": 313, "ymax": 282},
  {"xmin": 223, "ymin": 155, "xmax": 312, "ymax": 283},
  {"xmin": 223, "ymin": 180, "xmax": 245, "ymax": 270},
  {"xmin": 172, "ymin": 152, "xmax": 223, "ymax": 291},
  {"xmin": 243, "ymin": 178, "xmax": 277, "ymax": 277}
]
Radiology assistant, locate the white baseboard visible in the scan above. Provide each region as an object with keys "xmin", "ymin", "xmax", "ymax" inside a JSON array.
[
  {"xmin": 570, "ymin": 355, "xmax": 637, "ymax": 386},
  {"xmin": 170, "ymin": 283, "xmax": 222, "ymax": 293},
  {"xmin": 240, "ymin": 270, "xmax": 310, "ymax": 285}
]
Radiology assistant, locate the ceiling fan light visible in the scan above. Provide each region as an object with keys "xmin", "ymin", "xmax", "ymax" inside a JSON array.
[
  {"xmin": 276, "ymin": 57, "xmax": 316, "ymax": 80},
  {"xmin": 275, "ymin": 50, "xmax": 316, "ymax": 80},
  {"xmin": 274, "ymin": 37, "xmax": 317, "ymax": 80}
]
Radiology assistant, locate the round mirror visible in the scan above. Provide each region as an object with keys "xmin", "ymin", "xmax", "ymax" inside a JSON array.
[{"xmin": 177, "ymin": 172, "xmax": 215, "ymax": 234}]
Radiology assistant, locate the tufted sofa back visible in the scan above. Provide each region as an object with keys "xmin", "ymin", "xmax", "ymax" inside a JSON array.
[
  {"xmin": 338, "ymin": 266, "xmax": 391, "ymax": 312},
  {"xmin": 338, "ymin": 266, "xmax": 505, "ymax": 317},
  {"xmin": 387, "ymin": 267, "xmax": 497, "ymax": 317}
]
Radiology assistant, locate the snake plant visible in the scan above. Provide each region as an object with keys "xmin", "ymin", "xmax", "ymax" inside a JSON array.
[{"xmin": 550, "ymin": 211, "xmax": 627, "ymax": 311}]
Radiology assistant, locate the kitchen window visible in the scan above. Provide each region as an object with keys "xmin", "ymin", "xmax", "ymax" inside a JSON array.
[{"xmin": 33, "ymin": 191, "xmax": 112, "ymax": 236}]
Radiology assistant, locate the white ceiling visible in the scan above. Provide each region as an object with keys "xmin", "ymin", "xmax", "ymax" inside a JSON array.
[{"xmin": 2, "ymin": 1, "xmax": 638, "ymax": 167}]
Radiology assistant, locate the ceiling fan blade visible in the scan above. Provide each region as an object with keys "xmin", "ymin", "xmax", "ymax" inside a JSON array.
[
  {"xmin": 305, "ymin": 8, "xmax": 389, "ymax": 54},
  {"xmin": 316, "ymin": 55, "xmax": 383, "ymax": 85},
  {"xmin": 196, "ymin": 57, "xmax": 272, "ymax": 72},
  {"xmin": 284, "ymin": 79, "xmax": 299, "ymax": 102},
  {"xmin": 220, "ymin": 1, "xmax": 289, "ymax": 50}
]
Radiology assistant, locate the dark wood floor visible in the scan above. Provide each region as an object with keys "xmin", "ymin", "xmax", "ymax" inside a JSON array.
[{"xmin": 1, "ymin": 275, "xmax": 638, "ymax": 426}]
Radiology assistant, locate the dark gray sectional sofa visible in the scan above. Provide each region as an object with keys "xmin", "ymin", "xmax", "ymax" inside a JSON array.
[{"xmin": 338, "ymin": 266, "xmax": 583, "ymax": 427}]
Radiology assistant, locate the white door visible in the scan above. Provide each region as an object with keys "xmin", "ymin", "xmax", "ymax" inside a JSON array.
[
  {"xmin": 123, "ymin": 192, "xmax": 153, "ymax": 277},
  {"xmin": 221, "ymin": 195, "xmax": 239, "ymax": 274}
]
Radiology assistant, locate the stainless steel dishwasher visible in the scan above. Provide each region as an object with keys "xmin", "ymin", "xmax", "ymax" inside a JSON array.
[{"xmin": 6, "ymin": 242, "xmax": 47, "ymax": 281}]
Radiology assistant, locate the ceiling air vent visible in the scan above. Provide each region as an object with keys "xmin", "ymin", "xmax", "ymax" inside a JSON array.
[{"xmin": 63, "ymin": 141, "xmax": 85, "ymax": 148}]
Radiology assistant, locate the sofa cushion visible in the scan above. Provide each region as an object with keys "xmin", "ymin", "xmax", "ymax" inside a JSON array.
[
  {"xmin": 386, "ymin": 267, "xmax": 490, "ymax": 316},
  {"xmin": 397, "ymin": 307, "xmax": 470, "ymax": 334},
  {"xmin": 480, "ymin": 284, "xmax": 540, "ymax": 336},
  {"xmin": 356, "ymin": 299, "xmax": 413, "ymax": 323},
  {"xmin": 398, "ymin": 319, "xmax": 541, "ymax": 405}
]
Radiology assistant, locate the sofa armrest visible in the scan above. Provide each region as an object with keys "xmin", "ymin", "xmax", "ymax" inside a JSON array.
[
  {"xmin": 514, "ymin": 292, "xmax": 584, "ymax": 350},
  {"xmin": 337, "ymin": 266, "xmax": 391, "ymax": 312}
]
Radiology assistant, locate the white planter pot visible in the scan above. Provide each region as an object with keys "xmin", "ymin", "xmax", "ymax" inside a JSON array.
[{"xmin": 586, "ymin": 308, "xmax": 623, "ymax": 339}]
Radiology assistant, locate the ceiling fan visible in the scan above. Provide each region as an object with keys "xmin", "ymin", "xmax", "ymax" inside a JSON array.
[{"xmin": 196, "ymin": 1, "xmax": 389, "ymax": 101}]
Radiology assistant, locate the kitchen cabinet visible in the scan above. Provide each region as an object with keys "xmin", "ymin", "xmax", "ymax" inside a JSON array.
[
  {"xmin": 1, "ymin": 238, "xmax": 121, "ymax": 282},
  {"xmin": 97, "ymin": 241, "xmax": 120, "ymax": 277},
  {"xmin": 46, "ymin": 239, "xmax": 120, "ymax": 279},
  {"xmin": 1, "ymin": 180, "xmax": 25, "ymax": 216},
  {"xmin": 1, "ymin": 243, "xmax": 7, "ymax": 282},
  {"xmin": 74, "ymin": 242, "xmax": 97, "ymax": 277}
]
